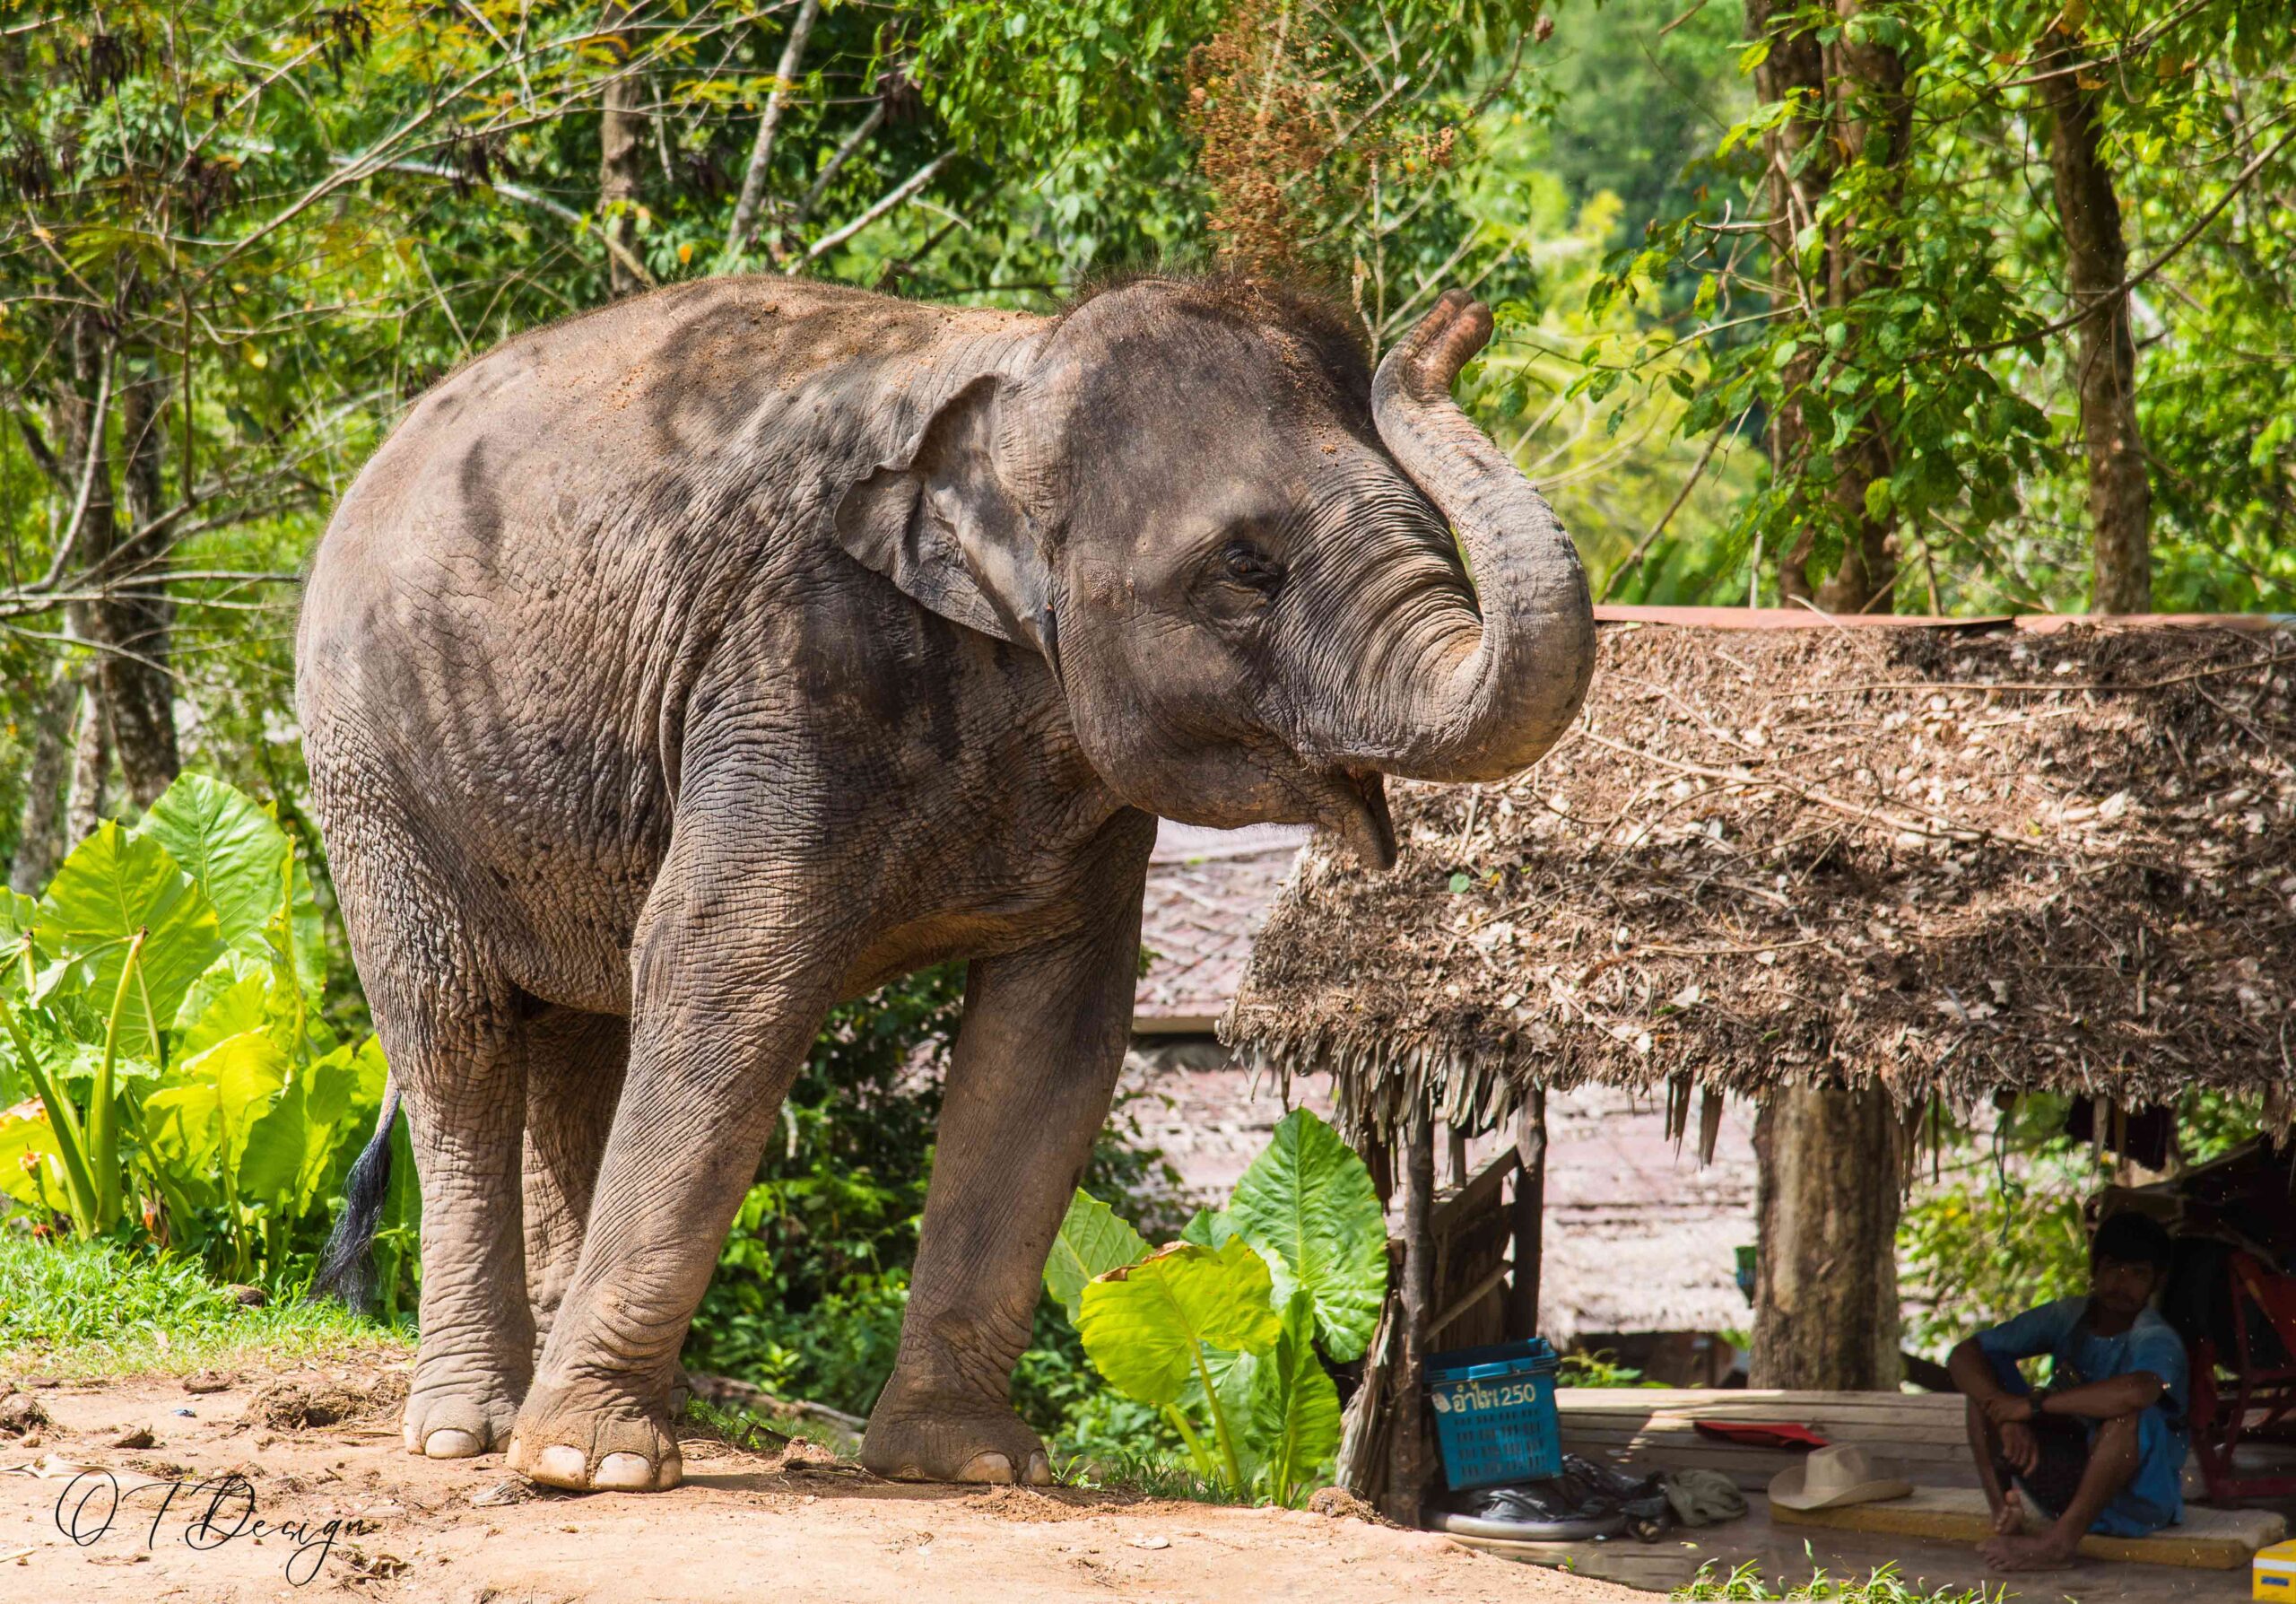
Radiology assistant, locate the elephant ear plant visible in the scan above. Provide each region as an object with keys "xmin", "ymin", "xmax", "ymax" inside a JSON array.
[
  {"xmin": 1045, "ymin": 1108, "xmax": 1387, "ymax": 1504},
  {"xmin": 0, "ymin": 774, "xmax": 398, "ymax": 1294}
]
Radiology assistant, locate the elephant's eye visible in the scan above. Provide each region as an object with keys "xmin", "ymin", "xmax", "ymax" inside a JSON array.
[{"xmin": 1221, "ymin": 541, "xmax": 1284, "ymax": 596}]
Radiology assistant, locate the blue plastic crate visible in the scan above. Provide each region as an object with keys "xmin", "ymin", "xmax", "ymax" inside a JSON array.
[{"xmin": 1426, "ymin": 1338, "xmax": 1561, "ymax": 1491}]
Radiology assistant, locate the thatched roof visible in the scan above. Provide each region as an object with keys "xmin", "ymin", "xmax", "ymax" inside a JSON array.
[{"xmin": 1223, "ymin": 615, "xmax": 2296, "ymax": 1142}]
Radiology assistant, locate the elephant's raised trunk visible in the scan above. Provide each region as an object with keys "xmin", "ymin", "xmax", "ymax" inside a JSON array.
[{"xmin": 1366, "ymin": 292, "xmax": 1596, "ymax": 783}]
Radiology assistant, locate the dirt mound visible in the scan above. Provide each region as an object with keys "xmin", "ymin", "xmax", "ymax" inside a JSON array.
[
  {"xmin": 965, "ymin": 1484, "xmax": 1107, "ymax": 1521},
  {"xmin": 244, "ymin": 1368, "xmax": 407, "ymax": 1431},
  {"xmin": 0, "ymin": 1390, "xmax": 51, "ymax": 1436}
]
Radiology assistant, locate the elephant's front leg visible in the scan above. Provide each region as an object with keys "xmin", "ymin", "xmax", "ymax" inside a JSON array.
[
  {"xmin": 506, "ymin": 839, "xmax": 841, "ymax": 1493},
  {"xmin": 863, "ymin": 893, "xmax": 1145, "ymax": 1485}
]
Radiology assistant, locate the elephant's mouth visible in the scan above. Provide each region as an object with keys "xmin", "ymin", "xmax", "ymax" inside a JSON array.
[{"xmin": 1312, "ymin": 767, "xmax": 1398, "ymax": 870}]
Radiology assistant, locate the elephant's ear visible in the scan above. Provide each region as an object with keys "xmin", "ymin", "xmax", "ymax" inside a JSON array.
[{"xmin": 833, "ymin": 374, "xmax": 1054, "ymax": 651}]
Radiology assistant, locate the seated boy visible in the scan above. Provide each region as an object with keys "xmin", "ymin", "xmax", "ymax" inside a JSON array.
[{"xmin": 1946, "ymin": 1210, "xmax": 2187, "ymax": 1571}]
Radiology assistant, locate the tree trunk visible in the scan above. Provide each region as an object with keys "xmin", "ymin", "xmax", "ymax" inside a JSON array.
[
  {"xmin": 1811, "ymin": 1, "xmax": 1909, "ymax": 615},
  {"xmin": 65, "ymin": 679, "xmax": 108, "ymax": 842},
  {"xmin": 9, "ymin": 670, "xmax": 79, "ymax": 893},
  {"xmin": 1758, "ymin": 1, "xmax": 1908, "ymax": 614},
  {"xmin": 1751, "ymin": 1082, "xmax": 1902, "ymax": 1389},
  {"xmin": 2040, "ymin": 39, "xmax": 2151, "ymax": 615},
  {"xmin": 600, "ymin": 3, "xmax": 647, "ymax": 300},
  {"xmin": 1749, "ymin": 0, "xmax": 1829, "ymax": 608},
  {"xmin": 100, "ymin": 353, "xmax": 180, "ymax": 808},
  {"xmin": 52, "ymin": 318, "xmax": 178, "ymax": 817}
]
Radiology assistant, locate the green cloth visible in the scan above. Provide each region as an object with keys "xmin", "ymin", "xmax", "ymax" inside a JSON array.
[{"xmin": 1663, "ymin": 1468, "xmax": 1748, "ymax": 1527}]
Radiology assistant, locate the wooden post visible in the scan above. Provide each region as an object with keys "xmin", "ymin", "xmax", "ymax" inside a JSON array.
[
  {"xmin": 1384, "ymin": 1111, "xmax": 1437, "ymax": 1528},
  {"xmin": 1508, "ymin": 1088, "xmax": 1546, "ymax": 1341},
  {"xmin": 1446, "ymin": 1121, "xmax": 1468, "ymax": 1189}
]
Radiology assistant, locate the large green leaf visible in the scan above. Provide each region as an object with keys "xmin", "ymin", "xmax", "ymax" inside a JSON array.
[
  {"xmin": 178, "ymin": 969, "xmax": 273, "ymax": 1057},
  {"xmin": 0, "ymin": 886, "xmax": 39, "ymax": 966},
  {"xmin": 1248, "ymin": 1291, "xmax": 1344, "ymax": 1503},
  {"xmin": 35, "ymin": 824, "xmax": 222, "ymax": 1060},
  {"xmin": 1075, "ymin": 1238, "xmax": 1282, "ymax": 1408},
  {"xmin": 1227, "ymin": 1108, "xmax": 1387, "ymax": 1362},
  {"xmin": 135, "ymin": 774, "xmax": 291, "ymax": 959},
  {"xmin": 1179, "ymin": 1206, "xmax": 1241, "ymax": 1249},
  {"xmin": 1044, "ymin": 1189, "xmax": 1151, "ymax": 1320},
  {"xmin": 142, "ymin": 1030, "xmax": 289, "ymax": 1197},
  {"xmin": 0, "ymin": 1107, "xmax": 74, "ymax": 1214},
  {"xmin": 1187, "ymin": 1342, "xmax": 1267, "ymax": 1487},
  {"xmin": 240, "ymin": 1042, "xmax": 366, "ymax": 1212}
]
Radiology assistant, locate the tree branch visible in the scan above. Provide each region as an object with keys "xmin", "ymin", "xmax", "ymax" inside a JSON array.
[
  {"xmin": 336, "ymin": 157, "xmax": 657, "ymax": 289},
  {"xmin": 724, "ymin": 0, "xmax": 822, "ymax": 262},
  {"xmin": 792, "ymin": 151, "xmax": 953, "ymax": 272},
  {"xmin": 41, "ymin": 353, "xmax": 115, "ymax": 594},
  {"xmin": 791, "ymin": 99, "xmax": 886, "ymax": 232},
  {"xmin": 13, "ymin": 414, "xmax": 65, "ymax": 488},
  {"xmin": 1946, "ymin": 116, "xmax": 2296, "ymax": 359}
]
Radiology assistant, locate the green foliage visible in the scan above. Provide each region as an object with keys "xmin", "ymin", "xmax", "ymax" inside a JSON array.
[
  {"xmin": 1675, "ymin": 1559, "xmax": 2006, "ymax": 1604},
  {"xmin": 0, "ymin": 774, "xmax": 393, "ymax": 1295},
  {"xmin": 1614, "ymin": 0, "xmax": 2296, "ymax": 610},
  {"xmin": 1065, "ymin": 1444, "xmax": 1257, "ymax": 1505},
  {"xmin": 1046, "ymin": 1187, "xmax": 1153, "ymax": 1321},
  {"xmin": 1046, "ymin": 1107, "xmax": 1385, "ymax": 1505},
  {"xmin": 1226, "ymin": 1106, "xmax": 1387, "ymax": 1362},
  {"xmin": 1555, "ymin": 1348, "xmax": 1662, "ymax": 1389},
  {"xmin": 1898, "ymin": 1087, "xmax": 2269, "ymax": 1359},
  {"xmin": 0, "ymin": 1232, "xmax": 400, "ymax": 1377}
]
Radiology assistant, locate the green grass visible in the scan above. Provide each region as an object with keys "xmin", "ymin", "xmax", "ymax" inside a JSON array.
[
  {"xmin": 0, "ymin": 1233, "xmax": 408, "ymax": 1378},
  {"xmin": 1065, "ymin": 1447, "xmax": 1257, "ymax": 1504},
  {"xmin": 1674, "ymin": 1560, "xmax": 2009, "ymax": 1604}
]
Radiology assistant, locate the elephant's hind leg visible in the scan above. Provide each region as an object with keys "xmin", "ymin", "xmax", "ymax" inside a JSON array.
[
  {"xmin": 863, "ymin": 876, "xmax": 1145, "ymax": 1486},
  {"xmin": 376, "ymin": 979, "xmax": 537, "ymax": 1460},
  {"xmin": 522, "ymin": 1008, "xmax": 630, "ymax": 1364}
]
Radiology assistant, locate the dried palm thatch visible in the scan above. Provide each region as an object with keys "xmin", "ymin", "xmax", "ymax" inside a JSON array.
[{"xmin": 1223, "ymin": 616, "xmax": 2296, "ymax": 1144}]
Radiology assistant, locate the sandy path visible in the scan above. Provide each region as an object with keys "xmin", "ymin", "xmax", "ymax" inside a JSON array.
[{"xmin": 0, "ymin": 1362, "xmax": 1650, "ymax": 1602}]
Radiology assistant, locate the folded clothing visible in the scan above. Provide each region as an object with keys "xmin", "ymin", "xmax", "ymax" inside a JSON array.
[
  {"xmin": 1692, "ymin": 1421, "xmax": 1831, "ymax": 1451},
  {"xmin": 1663, "ymin": 1467, "xmax": 1750, "ymax": 1528}
]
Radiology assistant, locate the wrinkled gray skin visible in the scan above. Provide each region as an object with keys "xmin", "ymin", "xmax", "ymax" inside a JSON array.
[{"xmin": 296, "ymin": 275, "xmax": 1593, "ymax": 1495}]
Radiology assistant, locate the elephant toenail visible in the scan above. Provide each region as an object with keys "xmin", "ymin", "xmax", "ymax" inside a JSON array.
[
  {"xmin": 957, "ymin": 1451, "xmax": 1013, "ymax": 1484},
  {"xmin": 594, "ymin": 1452, "xmax": 655, "ymax": 1491},
  {"xmin": 654, "ymin": 1451, "xmax": 683, "ymax": 1491},
  {"xmin": 424, "ymin": 1428, "xmax": 484, "ymax": 1460},
  {"xmin": 533, "ymin": 1444, "xmax": 591, "ymax": 1488},
  {"xmin": 1025, "ymin": 1451, "xmax": 1053, "ymax": 1486}
]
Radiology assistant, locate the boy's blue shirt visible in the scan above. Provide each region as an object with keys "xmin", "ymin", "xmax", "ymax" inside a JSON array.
[{"xmin": 1976, "ymin": 1295, "xmax": 2188, "ymax": 1536}]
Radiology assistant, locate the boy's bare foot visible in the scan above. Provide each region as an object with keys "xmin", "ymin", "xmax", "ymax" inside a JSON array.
[
  {"xmin": 1978, "ymin": 1532, "xmax": 2080, "ymax": 1572},
  {"xmin": 1990, "ymin": 1489, "xmax": 2024, "ymax": 1537}
]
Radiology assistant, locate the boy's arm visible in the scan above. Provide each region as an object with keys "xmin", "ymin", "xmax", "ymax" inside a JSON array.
[
  {"xmin": 1951, "ymin": 1333, "xmax": 2039, "ymax": 1427},
  {"xmin": 2036, "ymin": 1371, "xmax": 2165, "ymax": 1419},
  {"xmin": 1949, "ymin": 1336, "xmax": 2013, "ymax": 1403}
]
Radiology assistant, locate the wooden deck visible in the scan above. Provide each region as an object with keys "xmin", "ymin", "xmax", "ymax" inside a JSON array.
[
  {"xmin": 1486, "ymin": 1389, "xmax": 2283, "ymax": 1599},
  {"xmin": 1557, "ymin": 1386, "xmax": 1980, "ymax": 1493}
]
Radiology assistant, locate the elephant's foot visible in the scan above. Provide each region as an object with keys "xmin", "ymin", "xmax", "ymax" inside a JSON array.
[
  {"xmin": 401, "ymin": 1361, "xmax": 523, "ymax": 1460},
  {"xmin": 861, "ymin": 1399, "xmax": 1054, "ymax": 1486},
  {"xmin": 506, "ymin": 1382, "xmax": 683, "ymax": 1493}
]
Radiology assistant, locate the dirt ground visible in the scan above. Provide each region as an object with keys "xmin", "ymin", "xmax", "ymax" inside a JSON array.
[{"xmin": 0, "ymin": 1361, "xmax": 1649, "ymax": 1603}]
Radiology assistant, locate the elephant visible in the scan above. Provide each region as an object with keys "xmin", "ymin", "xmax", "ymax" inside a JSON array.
[{"xmin": 298, "ymin": 273, "xmax": 1594, "ymax": 1495}]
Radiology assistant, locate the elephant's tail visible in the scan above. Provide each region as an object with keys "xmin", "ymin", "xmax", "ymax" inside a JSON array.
[{"xmin": 311, "ymin": 1073, "xmax": 403, "ymax": 1314}]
